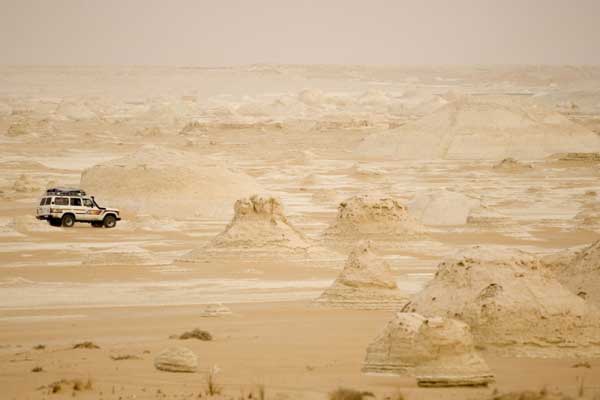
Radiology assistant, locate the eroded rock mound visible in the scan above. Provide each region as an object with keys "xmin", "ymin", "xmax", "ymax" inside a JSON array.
[
  {"xmin": 325, "ymin": 195, "xmax": 423, "ymax": 239},
  {"xmin": 210, "ymin": 195, "xmax": 309, "ymax": 249},
  {"xmin": 180, "ymin": 196, "xmax": 338, "ymax": 263},
  {"xmin": 316, "ymin": 241, "xmax": 407, "ymax": 309},
  {"xmin": 404, "ymin": 246, "xmax": 600, "ymax": 357},
  {"xmin": 154, "ymin": 346, "xmax": 197, "ymax": 373},
  {"xmin": 363, "ymin": 313, "xmax": 494, "ymax": 387},
  {"xmin": 356, "ymin": 96, "xmax": 600, "ymax": 160},
  {"xmin": 80, "ymin": 146, "xmax": 262, "ymax": 218},
  {"xmin": 542, "ymin": 241, "xmax": 600, "ymax": 306}
]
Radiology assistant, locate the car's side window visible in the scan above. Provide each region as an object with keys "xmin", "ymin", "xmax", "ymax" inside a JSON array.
[
  {"xmin": 55, "ymin": 197, "xmax": 69, "ymax": 206},
  {"xmin": 70, "ymin": 198, "xmax": 82, "ymax": 207},
  {"xmin": 39, "ymin": 198, "xmax": 46, "ymax": 206},
  {"xmin": 45, "ymin": 198, "xmax": 51, "ymax": 205},
  {"xmin": 82, "ymin": 199, "xmax": 93, "ymax": 207}
]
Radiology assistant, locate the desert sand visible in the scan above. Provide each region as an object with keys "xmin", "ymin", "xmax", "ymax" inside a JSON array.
[{"xmin": 1, "ymin": 65, "xmax": 600, "ymax": 400}]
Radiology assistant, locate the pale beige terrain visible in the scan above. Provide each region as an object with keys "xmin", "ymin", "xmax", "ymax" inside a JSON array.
[{"xmin": 1, "ymin": 65, "xmax": 600, "ymax": 400}]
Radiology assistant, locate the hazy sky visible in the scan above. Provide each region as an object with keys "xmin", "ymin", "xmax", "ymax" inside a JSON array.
[{"xmin": 1, "ymin": 0, "xmax": 599, "ymax": 66}]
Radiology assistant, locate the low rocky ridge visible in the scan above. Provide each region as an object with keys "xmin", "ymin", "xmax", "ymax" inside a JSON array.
[
  {"xmin": 403, "ymin": 246, "xmax": 600, "ymax": 357},
  {"xmin": 315, "ymin": 241, "xmax": 408, "ymax": 310},
  {"xmin": 542, "ymin": 240, "xmax": 600, "ymax": 306},
  {"xmin": 363, "ymin": 312, "xmax": 494, "ymax": 387}
]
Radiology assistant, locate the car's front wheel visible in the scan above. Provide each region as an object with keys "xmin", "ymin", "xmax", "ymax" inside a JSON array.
[
  {"xmin": 61, "ymin": 214, "xmax": 75, "ymax": 228},
  {"xmin": 103, "ymin": 215, "xmax": 117, "ymax": 228}
]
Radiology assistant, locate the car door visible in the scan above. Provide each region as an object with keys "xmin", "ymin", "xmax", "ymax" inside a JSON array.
[
  {"xmin": 81, "ymin": 198, "xmax": 100, "ymax": 221},
  {"xmin": 69, "ymin": 197, "xmax": 87, "ymax": 221}
]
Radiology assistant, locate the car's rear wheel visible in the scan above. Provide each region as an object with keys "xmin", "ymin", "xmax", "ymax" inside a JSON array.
[
  {"xmin": 61, "ymin": 214, "xmax": 75, "ymax": 228},
  {"xmin": 103, "ymin": 215, "xmax": 117, "ymax": 228},
  {"xmin": 91, "ymin": 221, "xmax": 103, "ymax": 228},
  {"xmin": 48, "ymin": 218, "xmax": 61, "ymax": 227}
]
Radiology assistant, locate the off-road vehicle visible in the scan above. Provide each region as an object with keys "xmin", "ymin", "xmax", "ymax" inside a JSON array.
[{"xmin": 36, "ymin": 188, "xmax": 121, "ymax": 228}]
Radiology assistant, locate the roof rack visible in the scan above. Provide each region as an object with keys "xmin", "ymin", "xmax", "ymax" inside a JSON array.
[{"xmin": 46, "ymin": 187, "xmax": 87, "ymax": 196}]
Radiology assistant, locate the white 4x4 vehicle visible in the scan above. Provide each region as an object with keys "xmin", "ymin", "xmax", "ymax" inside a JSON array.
[{"xmin": 36, "ymin": 188, "xmax": 121, "ymax": 228}]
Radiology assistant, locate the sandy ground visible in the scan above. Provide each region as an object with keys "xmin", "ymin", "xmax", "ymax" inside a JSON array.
[
  {"xmin": 1, "ymin": 65, "xmax": 600, "ymax": 399},
  {"xmin": 2, "ymin": 302, "xmax": 600, "ymax": 400}
]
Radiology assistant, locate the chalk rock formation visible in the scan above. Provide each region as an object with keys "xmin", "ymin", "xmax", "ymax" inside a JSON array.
[
  {"xmin": 199, "ymin": 303, "xmax": 232, "ymax": 317},
  {"xmin": 409, "ymin": 189, "xmax": 480, "ymax": 226},
  {"xmin": 80, "ymin": 146, "xmax": 262, "ymax": 218},
  {"xmin": 355, "ymin": 96, "xmax": 600, "ymax": 160},
  {"xmin": 542, "ymin": 240, "xmax": 600, "ymax": 306},
  {"xmin": 154, "ymin": 346, "xmax": 197, "ymax": 373},
  {"xmin": 403, "ymin": 246, "xmax": 600, "ymax": 357},
  {"xmin": 363, "ymin": 313, "xmax": 494, "ymax": 387},
  {"xmin": 316, "ymin": 241, "xmax": 408, "ymax": 309},
  {"xmin": 325, "ymin": 195, "xmax": 423, "ymax": 239},
  {"xmin": 180, "ymin": 195, "xmax": 337, "ymax": 263},
  {"xmin": 209, "ymin": 195, "xmax": 309, "ymax": 249}
]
